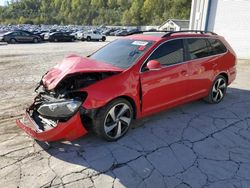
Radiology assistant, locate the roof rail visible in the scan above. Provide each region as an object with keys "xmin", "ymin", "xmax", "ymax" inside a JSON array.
[
  {"xmin": 127, "ymin": 30, "xmax": 217, "ymax": 37},
  {"xmin": 126, "ymin": 30, "xmax": 167, "ymax": 36},
  {"xmin": 161, "ymin": 30, "xmax": 217, "ymax": 38}
]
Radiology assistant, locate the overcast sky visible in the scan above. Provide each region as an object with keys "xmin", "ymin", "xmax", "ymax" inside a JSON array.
[{"xmin": 0, "ymin": 0, "xmax": 7, "ymax": 6}]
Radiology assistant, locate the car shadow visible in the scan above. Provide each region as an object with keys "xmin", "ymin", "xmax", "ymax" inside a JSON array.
[{"xmin": 36, "ymin": 87, "xmax": 250, "ymax": 187}]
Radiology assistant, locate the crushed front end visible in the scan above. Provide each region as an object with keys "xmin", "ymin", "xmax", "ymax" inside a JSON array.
[
  {"xmin": 16, "ymin": 83, "xmax": 89, "ymax": 142},
  {"xmin": 16, "ymin": 55, "xmax": 123, "ymax": 142},
  {"xmin": 16, "ymin": 71, "xmax": 118, "ymax": 141}
]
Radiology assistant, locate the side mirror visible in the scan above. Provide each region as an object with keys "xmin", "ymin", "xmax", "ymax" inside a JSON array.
[{"xmin": 146, "ymin": 60, "xmax": 162, "ymax": 70}]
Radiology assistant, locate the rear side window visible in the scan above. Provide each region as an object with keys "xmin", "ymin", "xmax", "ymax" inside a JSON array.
[
  {"xmin": 207, "ymin": 39, "xmax": 227, "ymax": 55},
  {"xmin": 186, "ymin": 38, "xmax": 210, "ymax": 60},
  {"xmin": 148, "ymin": 39, "xmax": 184, "ymax": 66}
]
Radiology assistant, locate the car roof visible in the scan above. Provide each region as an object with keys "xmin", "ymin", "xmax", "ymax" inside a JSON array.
[
  {"xmin": 125, "ymin": 31, "xmax": 218, "ymax": 42},
  {"xmin": 51, "ymin": 32, "xmax": 62, "ymax": 34}
]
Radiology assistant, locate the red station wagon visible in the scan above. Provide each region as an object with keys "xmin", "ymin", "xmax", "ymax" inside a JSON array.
[{"xmin": 16, "ymin": 30, "xmax": 237, "ymax": 141}]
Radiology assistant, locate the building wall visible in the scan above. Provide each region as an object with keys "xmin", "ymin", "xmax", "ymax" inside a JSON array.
[
  {"xmin": 190, "ymin": 0, "xmax": 250, "ymax": 59},
  {"xmin": 207, "ymin": 0, "xmax": 250, "ymax": 59},
  {"xmin": 189, "ymin": 0, "xmax": 209, "ymax": 30}
]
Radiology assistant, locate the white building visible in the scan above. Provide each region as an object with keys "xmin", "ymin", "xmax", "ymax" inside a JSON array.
[
  {"xmin": 159, "ymin": 19, "xmax": 190, "ymax": 31},
  {"xmin": 189, "ymin": 0, "xmax": 250, "ymax": 59}
]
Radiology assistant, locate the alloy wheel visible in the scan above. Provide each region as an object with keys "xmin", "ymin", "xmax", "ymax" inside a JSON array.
[
  {"xmin": 212, "ymin": 77, "xmax": 227, "ymax": 102},
  {"xmin": 104, "ymin": 103, "xmax": 132, "ymax": 139}
]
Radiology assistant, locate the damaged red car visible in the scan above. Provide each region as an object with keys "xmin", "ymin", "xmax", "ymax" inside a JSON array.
[{"xmin": 16, "ymin": 30, "xmax": 237, "ymax": 142}]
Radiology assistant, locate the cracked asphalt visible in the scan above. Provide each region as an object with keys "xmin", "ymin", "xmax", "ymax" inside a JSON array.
[{"xmin": 0, "ymin": 39, "xmax": 250, "ymax": 188}]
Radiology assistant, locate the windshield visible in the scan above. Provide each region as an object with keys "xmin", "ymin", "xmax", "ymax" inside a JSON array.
[{"xmin": 90, "ymin": 39, "xmax": 153, "ymax": 69}]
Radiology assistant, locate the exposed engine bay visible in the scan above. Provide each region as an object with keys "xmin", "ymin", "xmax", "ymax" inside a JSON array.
[
  {"xmin": 28, "ymin": 72, "xmax": 117, "ymax": 131},
  {"xmin": 52, "ymin": 72, "xmax": 117, "ymax": 97}
]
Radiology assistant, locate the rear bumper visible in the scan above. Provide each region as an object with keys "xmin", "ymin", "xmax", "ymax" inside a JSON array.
[{"xmin": 16, "ymin": 111, "xmax": 88, "ymax": 142}]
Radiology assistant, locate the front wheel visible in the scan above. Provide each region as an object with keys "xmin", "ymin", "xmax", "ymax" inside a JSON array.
[
  {"xmin": 93, "ymin": 98, "xmax": 133, "ymax": 141},
  {"xmin": 204, "ymin": 75, "xmax": 227, "ymax": 104},
  {"xmin": 9, "ymin": 38, "xmax": 16, "ymax": 44},
  {"xmin": 86, "ymin": 36, "xmax": 91, "ymax": 41}
]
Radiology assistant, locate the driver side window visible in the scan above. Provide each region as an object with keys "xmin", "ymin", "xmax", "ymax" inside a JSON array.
[{"xmin": 148, "ymin": 39, "xmax": 184, "ymax": 66}]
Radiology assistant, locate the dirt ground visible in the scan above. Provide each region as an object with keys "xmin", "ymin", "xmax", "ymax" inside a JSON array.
[{"xmin": 0, "ymin": 39, "xmax": 250, "ymax": 188}]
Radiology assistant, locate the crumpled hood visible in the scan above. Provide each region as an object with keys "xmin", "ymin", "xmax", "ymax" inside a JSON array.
[{"xmin": 42, "ymin": 54, "xmax": 123, "ymax": 90}]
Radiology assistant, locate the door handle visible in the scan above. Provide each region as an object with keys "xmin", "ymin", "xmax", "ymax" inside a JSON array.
[{"xmin": 181, "ymin": 70, "xmax": 188, "ymax": 76}]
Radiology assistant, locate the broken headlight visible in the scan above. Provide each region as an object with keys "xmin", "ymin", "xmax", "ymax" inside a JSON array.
[{"xmin": 37, "ymin": 99, "xmax": 82, "ymax": 119}]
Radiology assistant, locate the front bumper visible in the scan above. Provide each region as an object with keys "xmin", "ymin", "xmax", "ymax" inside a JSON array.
[{"xmin": 16, "ymin": 111, "xmax": 88, "ymax": 142}]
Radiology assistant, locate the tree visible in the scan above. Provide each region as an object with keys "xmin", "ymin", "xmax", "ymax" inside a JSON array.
[{"xmin": 0, "ymin": 0, "xmax": 191, "ymax": 25}]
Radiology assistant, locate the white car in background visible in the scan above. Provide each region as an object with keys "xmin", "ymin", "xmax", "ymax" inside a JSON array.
[
  {"xmin": 76, "ymin": 31, "xmax": 84, "ymax": 40},
  {"xmin": 80, "ymin": 30, "xmax": 106, "ymax": 41}
]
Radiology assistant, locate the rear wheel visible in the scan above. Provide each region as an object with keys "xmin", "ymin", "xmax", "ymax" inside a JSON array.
[
  {"xmin": 93, "ymin": 98, "xmax": 133, "ymax": 141},
  {"xmin": 33, "ymin": 38, "xmax": 39, "ymax": 43},
  {"xmin": 204, "ymin": 75, "xmax": 227, "ymax": 104}
]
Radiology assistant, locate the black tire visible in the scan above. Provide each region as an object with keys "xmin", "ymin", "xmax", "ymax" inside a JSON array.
[
  {"xmin": 204, "ymin": 75, "xmax": 227, "ymax": 104},
  {"xmin": 101, "ymin": 36, "xmax": 106, "ymax": 41},
  {"xmin": 33, "ymin": 38, "xmax": 39, "ymax": 43},
  {"xmin": 86, "ymin": 36, "xmax": 91, "ymax": 41},
  {"xmin": 93, "ymin": 98, "xmax": 134, "ymax": 141},
  {"xmin": 54, "ymin": 38, "xmax": 58, "ymax": 42},
  {"xmin": 9, "ymin": 38, "xmax": 16, "ymax": 44}
]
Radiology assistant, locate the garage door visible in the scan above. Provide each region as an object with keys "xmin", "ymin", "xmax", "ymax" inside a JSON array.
[{"xmin": 207, "ymin": 0, "xmax": 250, "ymax": 59}]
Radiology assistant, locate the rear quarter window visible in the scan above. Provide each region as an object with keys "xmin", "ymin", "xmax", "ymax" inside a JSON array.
[{"xmin": 207, "ymin": 39, "xmax": 227, "ymax": 55}]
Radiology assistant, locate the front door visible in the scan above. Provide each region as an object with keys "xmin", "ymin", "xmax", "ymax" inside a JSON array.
[
  {"xmin": 140, "ymin": 39, "xmax": 189, "ymax": 115},
  {"xmin": 92, "ymin": 31, "xmax": 100, "ymax": 40}
]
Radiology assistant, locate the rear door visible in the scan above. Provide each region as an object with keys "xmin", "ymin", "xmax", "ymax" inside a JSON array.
[
  {"xmin": 57, "ymin": 33, "xmax": 63, "ymax": 41},
  {"xmin": 63, "ymin": 33, "xmax": 70, "ymax": 41},
  {"xmin": 140, "ymin": 39, "xmax": 189, "ymax": 115},
  {"xmin": 20, "ymin": 31, "xmax": 33, "ymax": 42},
  {"xmin": 185, "ymin": 38, "xmax": 218, "ymax": 98}
]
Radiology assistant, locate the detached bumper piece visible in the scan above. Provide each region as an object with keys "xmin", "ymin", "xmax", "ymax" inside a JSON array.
[{"xmin": 16, "ymin": 110, "xmax": 88, "ymax": 142}]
